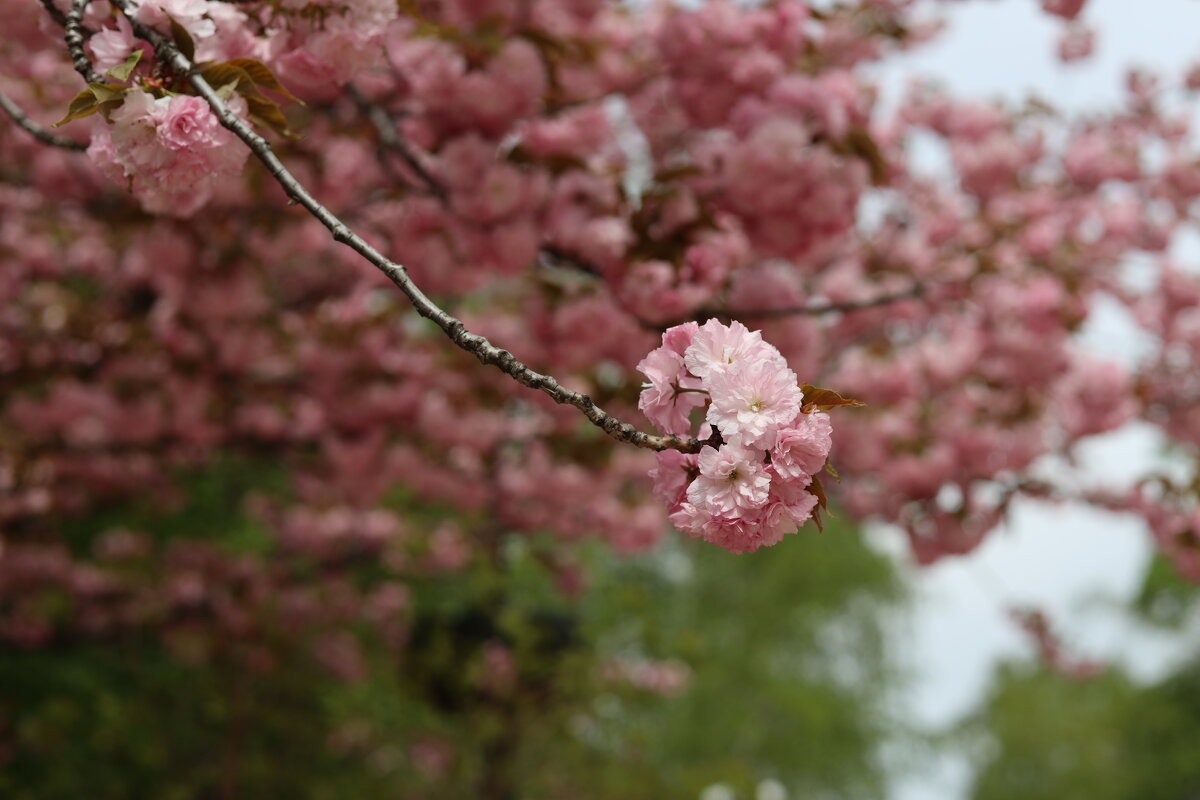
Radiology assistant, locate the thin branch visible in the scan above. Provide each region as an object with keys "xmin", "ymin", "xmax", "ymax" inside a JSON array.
[
  {"xmin": 346, "ymin": 84, "xmax": 446, "ymax": 202},
  {"xmin": 102, "ymin": 0, "xmax": 712, "ymax": 454},
  {"xmin": 0, "ymin": 89, "xmax": 87, "ymax": 151},
  {"xmin": 345, "ymin": 88, "xmax": 680, "ymax": 336},
  {"xmin": 66, "ymin": 0, "xmax": 102, "ymax": 85},
  {"xmin": 38, "ymin": 0, "xmax": 71, "ymax": 29},
  {"xmin": 721, "ymin": 282, "xmax": 928, "ymax": 320}
]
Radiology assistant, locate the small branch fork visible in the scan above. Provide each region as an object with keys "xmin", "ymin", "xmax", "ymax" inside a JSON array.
[
  {"xmin": 0, "ymin": 89, "xmax": 87, "ymax": 151},
  {"xmin": 345, "ymin": 85, "xmax": 446, "ymax": 202},
  {"xmin": 78, "ymin": 0, "xmax": 714, "ymax": 454}
]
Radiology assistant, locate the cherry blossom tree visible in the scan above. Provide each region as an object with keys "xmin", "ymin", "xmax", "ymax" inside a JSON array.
[{"xmin": 5, "ymin": 0, "xmax": 1200, "ymax": 784}]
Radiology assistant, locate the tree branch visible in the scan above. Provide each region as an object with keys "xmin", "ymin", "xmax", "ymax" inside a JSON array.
[
  {"xmin": 719, "ymin": 282, "xmax": 928, "ymax": 320},
  {"xmin": 66, "ymin": 0, "xmax": 102, "ymax": 85},
  {"xmin": 0, "ymin": 89, "xmax": 88, "ymax": 151},
  {"xmin": 346, "ymin": 84, "xmax": 446, "ymax": 202},
  {"xmin": 346, "ymin": 87, "xmax": 699, "ymax": 339},
  {"xmin": 38, "ymin": 0, "xmax": 71, "ymax": 29},
  {"xmin": 100, "ymin": 0, "xmax": 712, "ymax": 454}
]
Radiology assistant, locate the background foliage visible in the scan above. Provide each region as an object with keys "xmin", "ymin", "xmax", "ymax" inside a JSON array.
[{"xmin": 0, "ymin": 460, "xmax": 905, "ymax": 799}]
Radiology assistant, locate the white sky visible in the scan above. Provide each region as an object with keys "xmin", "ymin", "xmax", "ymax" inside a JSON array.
[{"xmin": 866, "ymin": 2, "xmax": 1200, "ymax": 799}]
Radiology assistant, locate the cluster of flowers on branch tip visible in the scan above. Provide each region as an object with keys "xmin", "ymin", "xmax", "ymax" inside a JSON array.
[
  {"xmin": 87, "ymin": 89, "xmax": 250, "ymax": 216},
  {"xmin": 53, "ymin": 0, "xmax": 306, "ymax": 216},
  {"xmin": 640, "ymin": 320, "xmax": 855, "ymax": 554}
]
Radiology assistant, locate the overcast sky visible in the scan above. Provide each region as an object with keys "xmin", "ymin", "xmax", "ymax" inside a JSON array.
[{"xmin": 868, "ymin": 3, "xmax": 1200, "ymax": 799}]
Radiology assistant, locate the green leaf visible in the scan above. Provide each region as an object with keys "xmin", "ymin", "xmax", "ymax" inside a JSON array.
[
  {"xmin": 809, "ymin": 475, "xmax": 833, "ymax": 533},
  {"xmin": 245, "ymin": 94, "xmax": 300, "ymax": 139},
  {"xmin": 811, "ymin": 475, "xmax": 828, "ymax": 512},
  {"xmin": 824, "ymin": 459, "xmax": 841, "ymax": 482},
  {"xmin": 164, "ymin": 12, "xmax": 195, "ymax": 62},
  {"xmin": 199, "ymin": 63, "xmax": 301, "ymax": 138},
  {"xmin": 844, "ymin": 126, "xmax": 889, "ymax": 187},
  {"xmin": 106, "ymin": 49, "xmax": 142, "ymax": 82},
  {"xmin": 53, "ymin": 84, "xmax": 129, "ymax": 126},
  {"xmin": 224, "ymin": 58, "xmax": 302, "ymax": 103},
  {"xmin": 87, "ymin": 82, "xmax": 128, "ymax": 104},
  {"xmin": 200, "ymin": 63, "xmax": 254, "ymax": 95},
  {"xmin": 53, "ymin": 89, "xmax": 100, "ymax": 127},
  {"xmin": 801, "ymin": 385, "xmax": 866, "ymax": 413}
]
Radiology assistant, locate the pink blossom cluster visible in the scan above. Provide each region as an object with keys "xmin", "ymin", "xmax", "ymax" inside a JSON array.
[
  {"xmin": 271, "ymin": 0, "xmax": 397, "ymax": 95},
  {"xmin": 1010, "ymin": 607, "xmax": 1104, "ymax": 681},
  {"xmin": 601, "ymin": 657, "xmax": 691, "ymax": 696},
  {"xmin": 11, "ymin": 0, "xmax": 1200, "ymax": 688},
  {"xmin": 639, "ymin": 320, "xmax": 831, "ymax": 554},
  {"xmin": 87, "ymin": 90, "xmax": 248, "ymax": 216},
  {"xmin": 1042, "ymin": 0, "xmax": 1089, "ymax": 21},
  {"xmin": 88, "ymin": 0, "xmax": 396, "ymax": 95}
]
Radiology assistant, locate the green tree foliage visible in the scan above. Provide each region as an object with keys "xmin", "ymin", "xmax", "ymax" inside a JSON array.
[
  {"xmin": 961, "ymin": 558, "xmax": 1200, "ymax": 800},
  {"xmin": 0, "ymin": 459, "xmax": 907, "ymax": 800}
]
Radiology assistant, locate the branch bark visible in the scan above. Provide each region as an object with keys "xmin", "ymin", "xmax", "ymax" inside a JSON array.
[
  {"xmin": 0, "ymin": 89, "xmax": 88, "ymax": 151},
  {"xmin": 719, "ymin": 282, "xmax": 929, "ymax": 320},
  {"xmin": 346, "ymin": 84, "xmax": 446, "ymax": 202},
  {"xmin": 95, "ymin": 0, "xmax": 713, "ymax": 454},
  {"xmin": 66, "ymin": 0, "xmax": 102, "ymax": 84},
  {"xmin": 38, "ymin": 0, "xmax": 71, "ymax": 29}
]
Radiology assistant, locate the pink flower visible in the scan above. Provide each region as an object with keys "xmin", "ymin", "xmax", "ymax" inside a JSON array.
[
  {"xmin": 159, "ymin": 95, "xmax": 220, "ymax": 151},
  {"xmin": 1041, "ymin": 0, "xmax": 1087, "ymax": 20},
  {"xmin": 637, "ymin": 339, "xmax": 705, "ymax": 435},
  {"xmin": 669, "ymin": 495, "xmax": 810, "ymax": 554},
  {"xmin": 108, "ymin": 90, "xmax": 170, "ymax": 172},
  {"xmin": 89, "ymin": 17, "xmax": 138, "ymax": 74},
  {"xmin": 686, "ymin": 444, "xmax": 770, "ymax": 515},
  {"xmin": 89, "ymin": 91, "xmax": 249, "ymax": 217},
  {"xmin": 137, "ymin": 0, "xmax": 217, "ymax": 40},
  {"xmin": 638, "ymin": 319, "xmax": 831, "ymax": 552},
  {"xmin": 649, "ymin": 449, "xmax": 697, "ymax": 510},
  {"xmin": 706, "ymin": 359, "xmax": 803, "ymax": 447},
  {"xmin": 1055, "ymin": 358, "xmax": 1137, "ymax": 438},
  {"xmin": 771, "ymin": 412, "xmax": 832, "ymax": 484},
  {"xmin": 684, "ymin": 318, "xmax": 781, "ymax": 380},
  {"xmin": 662, "ymin": 320, "xmax": 698, "ymax": 357},
  {"xmin": 1057, "ymin": 24, "xmax": 1095, "ymax": 64},
  {"xmin": 763, "ymin": 495, "xmax": 817, "ymax": 537},
  {"xmin": 769, "ymin": 476, "xmax": 821, "ymax": 525}
]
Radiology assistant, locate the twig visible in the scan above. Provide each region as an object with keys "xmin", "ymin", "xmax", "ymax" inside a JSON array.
[
  {"xmin": 0, "ymin": 89, "xmax": 87, "ymax": 151},
  {"xmin": 722, "ymin": 282, "xmax": 928, "ymax": 320},
  {"xmin": 102, "ymin": 0, "xmax": 713, "ymax": 454},
  {"xmin": 346, "ymin": 84, "xmax": 446, "ymax": 201},
  {"xmin": 346, "ymin": 87, "xmax": 685, "ymax": 339},
  {"xmin": 65, "ymin": 0, "xmax": 102, "ymax": 85},
  {"xmin": 38, "ymin": 0, "xmax": 71, "ymax": 29}
]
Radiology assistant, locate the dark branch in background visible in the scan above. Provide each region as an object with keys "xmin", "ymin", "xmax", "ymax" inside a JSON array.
[
  {"xmin": 642, "ymin": 281, "xmax": 935, "ymax": 332},
  {"xmin": 719, "ymin": 282, "xmax": 929, "ymax": 320},
  {"xmin": 95, "ymin": 0, "xmax": 714, "ymax": 455},
  {"xmin": 0, "ymin": 89, "xmax": 88, "ymax": 151},
  {"xmin": 346, "ymin": 84, "xmax": 446, "ymax": 202},
  {"xmin": 345, "ymin": 85, "xmax": 934, "ymax": 331},
  {"xmin": 344, "ymin": 88, "xmax": 656, "ymax": 315},
  {"xmin": 38, "ymin": 0, "xmax": 71, "ymax": 29},
  {"xmin": 66, "ymin": 0, "xmax": 102, "ymax": 84}
]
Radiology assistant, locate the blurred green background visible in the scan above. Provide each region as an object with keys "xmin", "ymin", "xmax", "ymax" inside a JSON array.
[
  {"xmin": 0, "ymin": 458, "xmax": 905, "ymax": 800},
  {"xmin": 6, "ymin": 457, "xmax": 1200, "ymax": 799}
]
